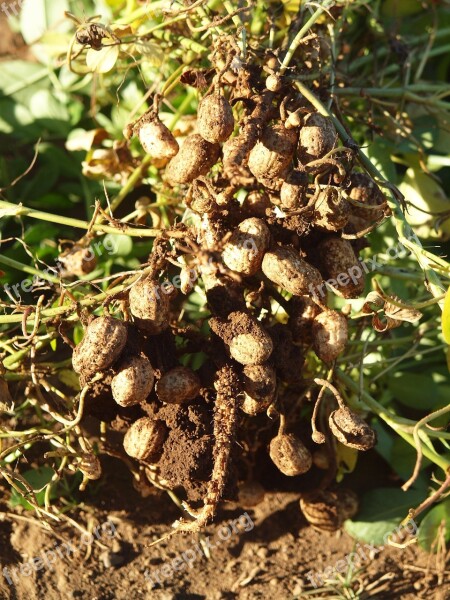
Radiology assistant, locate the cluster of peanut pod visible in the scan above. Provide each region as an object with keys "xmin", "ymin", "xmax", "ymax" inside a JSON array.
[{"xmin": 71, "ymin": 46, "xmax": 385, "ymax": 531}]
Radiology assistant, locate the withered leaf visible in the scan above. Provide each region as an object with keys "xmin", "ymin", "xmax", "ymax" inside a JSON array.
[{"xmin": 362, "ymin": 290, "xmax": 422, "ymax": 332}]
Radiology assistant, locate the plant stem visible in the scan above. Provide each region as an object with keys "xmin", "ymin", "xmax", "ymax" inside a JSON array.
[
  {"xmin": 0, "ymin": 200, "xmax": 184, "ymax": 239},
  {"xmin": 333, "ymin": 86, "xmax": 450, "ymax": 110},
  {"xmin": 280, "ymin": 1, "xmax": 334, "ymax": 75},
  {"xmin": 0, "ymin": 256, "xmax": 60, "ymax": 285},
  {"xmin": 109, "ymin": 155, "xmax": 153, "ymax": 213}
]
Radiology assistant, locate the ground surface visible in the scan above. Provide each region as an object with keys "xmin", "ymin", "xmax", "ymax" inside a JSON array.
[{"xmin": 0, "ymin": 459, "xmax": 449, "ymax": 600}]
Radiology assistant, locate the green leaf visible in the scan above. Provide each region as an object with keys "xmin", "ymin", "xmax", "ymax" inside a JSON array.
[
  {"xmin": 387, "ymin": 372, "xmax": 442, "ymax": 410},
  {"xmin": 73, "ymin": 324, "xmax": 85, "ymax": 346},
  {"xmin": 0, "ymin": 61, "xmax": 50, "ymax": 104},
  {"xmin": 58, "ymin": 369, "xmax": 81, "ymax": 391},
  {"xmin": 382, "ymin": 0, "xmax": 423, "ymax": 17},
  {"xmin": 23, "ymin": 223, "xmax": 60, "ymax": 245},
  {"xmin": 345, "ymin": 487, "xmax": 426, "ymax": 545},
  {"xmin": 29, "ymin": 89, "xmax": 70, "ymax": 134},
  {"xmin": 20, "ymin": 0, "xmax": 70, "ymax": 64},
  {"xmin": 418, "ymin": 499, "xmax": 450, "ymax": 552},
  {"xmin": 366, "ymin": 139, "xmax": 397, "ymax": 184},
  {"xmin": 442, "ymin": 287, "xmax": 450, "ymax": 344},
  {"xmin": 373, "ymin": 421, "xmax": 430, "ymax": 481},
  {"xmin": 399, "ymin": 168, "xmax": 450, "ymax": 239}
]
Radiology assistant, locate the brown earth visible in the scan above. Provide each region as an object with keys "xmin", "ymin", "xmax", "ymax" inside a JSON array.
[{"xmin": 0, "ymin": 460, "xmax": 449, "ymax": 600}]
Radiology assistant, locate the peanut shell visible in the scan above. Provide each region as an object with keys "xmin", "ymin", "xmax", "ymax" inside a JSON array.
[
  {"xmin": 262, "ymin": 245, "xmax": 322, "ymax": 296},
  {"xmin": 198, "ymin": 94, "xmax": 234, "ymax": 143},
  {"xmin": 156, "ymin": 366, "xmax": 201, "ymax": 405},
  {"xmin": 269, "ymin": 433, "xmax": 312, "ymax": 476},
  {"xmin": 129, "ymin": 278, "xmax": 170, "ymax": 334},
  {"xmin": 329, "ymin": 406, "xmax": 376, "ymax": 450},
  {"xmin": 111, "ymin": 355, "xmax": 155, "ymax": 407},
  {"xmin": 222, "ymin": 217, "xmax": 270, "ymax": 276},
  {"xmin": 72, "ymin": 316, "xmax": 127, "ymax": 378},
  {"xmin": 298, "ymin": 112, "xmax": 336, "ymax": 163},
  {"xmin": 137, "ymin": 118, "xmax": 179, "ymax": 159},
  {"xmin": 314, "ymin": 187, "xmax": 350, "ymax": 231},
  {"xmin": 165, "ymin": 134, "xmax": 220, "ymax": 185},
  {"xmin": 123, "ymin": 417, "xmax": 166, "ymax": 461},
  {"xmin": 312, "ymin": 310, "xmax": 348, "ymax": 363},
  {"xmin": 241, "ymin": 363, "xmax": 276, "ymax": 415},
  {"xmin": 316, "ymin": 237, "xmax": 365, "ymax": 298},
  {"xmin": 248, "ymin": 123, "xmax": 298, "ymax": 183}
]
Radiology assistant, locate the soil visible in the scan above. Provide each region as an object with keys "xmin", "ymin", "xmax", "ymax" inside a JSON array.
[{"xmin": 0, "ymin": 463, "xmax": 449, "ymax": 600}]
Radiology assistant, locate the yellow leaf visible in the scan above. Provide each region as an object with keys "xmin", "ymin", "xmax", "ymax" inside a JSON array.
[
  {"xmin": 86, "ymin": 44, "xmax": 119, "ymax": 73},
  {"xmin": 442, "ymin": 287, "xmax": 450, "ymax": 344},
  {"xmin": 335, "ymin": 442, "xmax": 358, "ymax": 482}
]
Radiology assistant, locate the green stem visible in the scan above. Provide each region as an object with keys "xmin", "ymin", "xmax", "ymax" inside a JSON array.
[
  {"xmin": 347, "ymin": 30, "xmax": 450, "ymax": 73},
  {"xmin": 333, "ymin": 86, "xmax": 450, "ymax": 110},
  {"xmin": 169, "ymin": 89, "xmax": 196, "ymax": 130},
  {"xmin": 280, "ymin": 1, "xmax": 334, "ymax": 75},
  {"xmin": 0, "ymin": 256, "xmax": 60, "ymax": 285},
  {"xmin": 336, "ymin": 369, "xmax": 450, "ymax": 474},
  {"xmin": 0, "ymin": 200, "xmax": 184, "ymax": 239},
  {"xmin": 109, "ymin": 155, "xmax": 153, "ymax": 213}
]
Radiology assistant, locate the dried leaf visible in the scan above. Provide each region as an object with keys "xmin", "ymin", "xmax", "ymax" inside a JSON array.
[
  {"xmin": 362, "ymin": 291, "xmax": 422, "ymax": 332},
  {"xmin": 66, "ymin": 128, "xmax": 109, "ymax": 152}
]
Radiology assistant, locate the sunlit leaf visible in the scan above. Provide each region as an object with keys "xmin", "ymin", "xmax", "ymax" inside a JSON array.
[
  {"xmin": 86, "ymin": 44, "xmax": 119, "ymax": 73},
  {"xmin": 442, "ymin": 287, "xmax": 450, "ymax": 344},
  {"xmin": 418, "ymin": 499, "xmax": 450, "ymax": 552}
]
